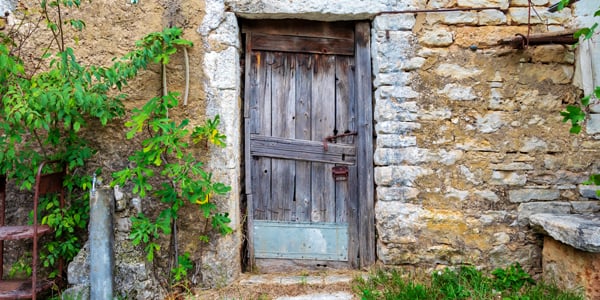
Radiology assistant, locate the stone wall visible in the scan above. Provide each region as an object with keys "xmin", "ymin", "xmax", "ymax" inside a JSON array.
[{"xmin": 372, "ymin": 1, "xmax": 599, "ymax": 272}]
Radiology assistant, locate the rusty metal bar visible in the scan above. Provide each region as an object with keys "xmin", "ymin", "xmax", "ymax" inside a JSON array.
[{"xmin": 377, "ymin": 6, "xmax": 502, "ymax": 15}]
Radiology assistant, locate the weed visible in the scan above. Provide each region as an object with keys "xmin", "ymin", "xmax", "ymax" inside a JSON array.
[{"xmin": 353, "ymin": 265, "xmax": 583, "ymax": 300}]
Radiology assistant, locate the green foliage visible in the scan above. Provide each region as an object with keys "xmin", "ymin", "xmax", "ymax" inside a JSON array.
[
  {"xmin": 171, "ymin": 252, "xmax": 194, "ymax": 284},
  {"xmin": 492, "ymin": 262, "xmax": 535, "ymax": 292},
  {"xmin": 1, "ymin": 0, "xmax": 232, "ymax": 290},
  {"xmin": 354, "ymin": 265, "xmax": 583, "ymax": 300}
]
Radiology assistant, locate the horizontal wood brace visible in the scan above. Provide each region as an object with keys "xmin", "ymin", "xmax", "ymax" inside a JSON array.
[
  {"xmin": 251, "ymin": 33, "xmax": 354, "ymax": 56},
  {"xmin": 250, "ymin": 134, "xmax": 356, "ymax": 165}
]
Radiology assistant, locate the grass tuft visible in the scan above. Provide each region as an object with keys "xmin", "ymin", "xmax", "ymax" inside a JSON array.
[{"xmin": 353, "ymin": 263, "xmax": 584, "ymax": 300}]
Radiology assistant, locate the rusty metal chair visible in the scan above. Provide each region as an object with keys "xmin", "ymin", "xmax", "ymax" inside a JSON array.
[{"xmin": 0, "ymin": 161, "xmax": 65, "ymax": 299}]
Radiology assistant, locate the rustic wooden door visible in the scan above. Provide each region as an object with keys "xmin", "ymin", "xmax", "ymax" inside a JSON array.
[{"xmin": 243, "ymin": 20, "xmax": 374, "ymax": 270}]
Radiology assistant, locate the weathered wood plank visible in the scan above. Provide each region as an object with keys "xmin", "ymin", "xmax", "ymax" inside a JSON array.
[
  {"xmin": 294, "ymin": 54, "xmax": 312, "ymax": 222},
  {"xmin": 355, "ymin": 22, "xmax": 375, "ymax": 267},
  {"xmin": 251, "ymin": 33, "xmax": 354, "ymax": 56},
  {"xmin": 336, "ymin": 57, "xmax": 356, "ymax": 267},
  {"xmin": 311, "ymin": 54, "xmax": 336, "ymax": 223},
  {"xmin": 250, "ymin": 135, "xmax": 356, "ymax": 165},
  {"xmin": 334, "ymin": 56, "xmax": 355, "ymax": 224},
  {"xmin": 244, "ymin": 34, "xmax": 256, "ymax": 267},
  {"xmin": 254, "ymin": 51, "xmax": 274, "ymax": 220},
  {"xmin": 270, "ymin": 53, "xmax": 296, "ymax": 221},
  {"xmin": 242, "ymin": 19, "xmax": 355, "ymax": 40}
]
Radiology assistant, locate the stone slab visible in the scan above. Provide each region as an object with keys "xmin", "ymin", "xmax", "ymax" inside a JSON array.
[{"xmin": 529, "ymin": 213, "xmax": 600, "ymax": 252}]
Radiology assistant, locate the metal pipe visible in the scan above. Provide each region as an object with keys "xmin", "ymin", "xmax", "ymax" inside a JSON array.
[
  {"xmin": 89, "ymin": 187, "xmax": 114, "ymax": 300},
  {"xmin": 377, "ymin": 6, "xmax": 501, "ymax": 14}
]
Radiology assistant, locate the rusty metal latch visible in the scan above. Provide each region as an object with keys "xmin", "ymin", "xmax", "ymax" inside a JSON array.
[
  {"xmin": 332, "ymin": 166, "xmax": 349, "ymax": 181},
  {"xmin": 322, "ymin": 131, "xmax": 357, "ymax": 151}
]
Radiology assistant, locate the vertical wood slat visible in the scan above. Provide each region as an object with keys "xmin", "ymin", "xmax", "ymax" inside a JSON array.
[
  {"xmin": 355, "ymin": 22, "xmax": 375, "ymax": 267},
  {"xmin": 294, "ymin": 54, "xmax": 312, "ymax": 222},
  {"xmin": 244, "ymin": 33, "xmax": 256, "ymax": 267},
  {"xmin": 255, "ymin": 52, "xmax": 274, "ymax": 220},
  {"xmin": 270, "ymin": 53, "xmax": 296, "ymax": 221},
  {"xmin": 334, "ymin": 56, "xmax": 355, "ymax": 224},
  {"xmin": 311, "ymin": 55, "xmax": 336, "ymax": 223}
]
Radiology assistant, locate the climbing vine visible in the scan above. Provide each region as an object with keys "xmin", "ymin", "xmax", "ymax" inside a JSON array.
[{"xmin": 0, "ymin": 0, "xmax": 231, "ymax": 291}]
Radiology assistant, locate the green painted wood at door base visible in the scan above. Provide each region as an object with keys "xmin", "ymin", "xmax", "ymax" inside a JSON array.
[{"xmin": 253, "ymin": 220, "xmax": 348, "ymax": 261}]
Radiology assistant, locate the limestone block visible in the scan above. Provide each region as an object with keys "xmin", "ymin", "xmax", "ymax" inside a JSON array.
[
  {"xmin": 376, "ymin": 134, "xmax": 418, "ymax": 148},
  {"xmin": 375, "ymin": 102, "xmax": 418, "ymax": 122},
  {"xmin": 426, "ymin": 11, "xmax": 478, "ymax": 25},
  {"xmin": 590, "ymin": 103, "xmax": 600, "ymax": 113},
  {"xmin": 374, "ymin": 14, "xmax": 416, "ymax": 31},
  {"xmin": 418, "ymin": 47, "xmax": 451, "ymax": 58},
  {"xmin": 419, "ymin": 29, "xmax": 454, "ymax": 47},
  {"xmin": 517, "ymin": 201, "xmax": 571, "ymax": 225},
  {"xmin": 461, "ymin": 165, "xmax": 484, "ymax": 185},
  {"xmin": 476, "ymin": 111, "xmax": 507, "ymax": 133},
  {"xmin": 198, "ymin": 0, "xmax": 226, "ymax": 36},
  {"xmin": 579, "ymin": 185, "xmax": 600, "ymax": 199},
  {"xmin": 401, "ymin": 57, "xmax": 427, "ymax": 71},
  {"xmin": 456, "ymin": 137, "xmax": 494, "ymax": 151},
  {"xmin": 508, "ymin": 7, "xmax": 571, "ymax": 25},
  {"xmin": 434, "ymin": 63, "xmax": 483, "ymax": 80},
  {"xmin": 525, "ymin": 44, "xmax": 575, "ymax": 64},
  {"xmin": 490, "ymin": 162, "xmax": 534, "ymax": 171},
  {"xmin": 376, "ymin": 86, "xmax": 420, "ymax": 100},
  {"xmin": 375, "ymin": 121, "xmax": 421, "ymax": 134},
  {"xmin": 570, "ymin": 201, "xmax": 600, "ymax": 213},
  {"xmin": 374, "ymin": 166, "xmax": 433, "ymax": 186},
  {"xmin": 454, "ymin": 26, "xmax": 527, "ymax": 48},
  {"xmin": 376, "ymin": 201, "xmax": 425, "ymax": 244},
  {"xmin": 542, "ymin": 237, "xmax": 600, "ymax": 300},
  {"xmin": 493, "ymin": 232, "xmax": 511, "ymax": 245},
  {"xmin": 373, "ymin": 31, "xmax": 415, "ymax": 73},
  {"xmin": 508, "ymin": 188, "xmax": 560, "ymax": 203},
  {"xmin": 586, "ymin": 114, "xmax": 600, "ymax": 134},
  {"xmin": 478, "ymin": 9, "xmax": 507, "ymax": 25},
  {"xmin": 377, "ymin": 186, "xmax": 420, "ymax": 201},
  {"xmin": 438, "ymin": 83, "xmax": 477, "ymax": 101},
  {"xmin": 489, "ymin": 171, "xmax": 527, "ymax": 185},
  {"xmin": 419, "ymin": 108, "xmax": 453, "ymax": 120},
  {"xmin": 475, "ymin": 190, "xmax": 500, "ymax": 202},
  {"xmin": 205, "ymin": 12, "xmax": 240, "ymax": 49},
  {"xmin": 519, "ymin": 137, "xmax": 548, "ymax": 153},
  {"xmin": 428, "ymin": 0, "xmax": 454, "ymax": 8},
  {"xmin": 204, "ymin": 48, "xmax": 240, "ymax": 90},
  {"xmin": 457, "ymin": 0, "xmax": 509, "ymax": 9},
  {"xmin": 374, "ymin": 147, "xmax": 429, "ymax": 165},
  {"xmin": 510, "ymin": 0, "xmax": 548, "ymax": 6},
  {"xmin": 517, "ymin": 63, "xmax": 574, "ymax": 85},
  {"xmin": 530, "ymin": 213, "xmax": 600, "ymax": 252},
  {"xmin": 445, "ymin": 188, "xmax": 470, "ymax": 201},
  {"xmin": 373, "ymin": 71, "xmax": 412, "ymax": 87}
]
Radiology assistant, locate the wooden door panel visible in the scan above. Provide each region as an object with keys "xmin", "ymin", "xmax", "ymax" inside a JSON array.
[{"xmin": 244, "ymin": 21, "xmax": 374, "ymax": 268}]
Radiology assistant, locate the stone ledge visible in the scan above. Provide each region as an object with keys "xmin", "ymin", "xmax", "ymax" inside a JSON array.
[{"xmin": 529, "ymin": 213, "xmax": 600, "ymax": 252}]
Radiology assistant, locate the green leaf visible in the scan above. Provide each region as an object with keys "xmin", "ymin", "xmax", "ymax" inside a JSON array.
[{"xmin": 581, "ymin": 95, "xmax": 591, "ymax": 106}]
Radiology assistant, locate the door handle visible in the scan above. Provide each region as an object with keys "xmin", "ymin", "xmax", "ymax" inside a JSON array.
[{"xmin": 322, "ymin": 131, "xmax": 357, "ymax": 151}]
